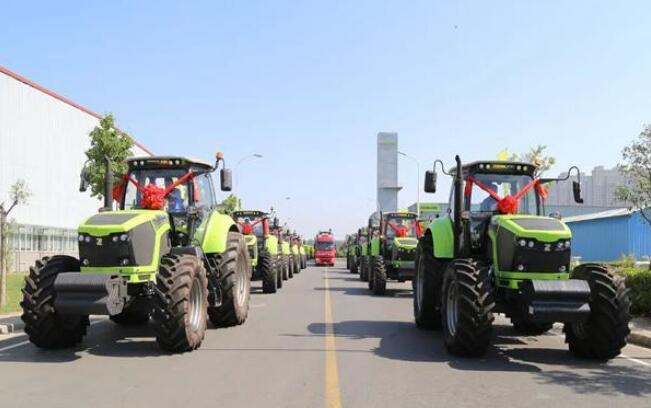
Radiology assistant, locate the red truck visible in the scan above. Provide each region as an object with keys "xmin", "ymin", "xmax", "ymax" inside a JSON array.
[{"xmin": 314, "ymin": 230, "xmax": 336, "ymax": 266}]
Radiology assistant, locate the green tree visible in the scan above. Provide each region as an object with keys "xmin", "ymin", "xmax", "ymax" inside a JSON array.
[
  {"xmin": 84, "ymin": 114, "xmax": 134, "ymax": 200},
  {"xmin": 510, "ymin": 145, "xmax": 556, "ymax": 176},
  {"xmin": 219, "ymin": 194, "xmax": 241, "ymax": 214},
  {"xmin": 0, "ymin": 180, "xmax": 31, "ymax": 308},
  {"xmin": 615, "ymin": 125, "xmax": 651, "ymax": 227}
]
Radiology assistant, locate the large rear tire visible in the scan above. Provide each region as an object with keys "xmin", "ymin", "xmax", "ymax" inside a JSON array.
[
  {"xmin": 258, "ymin": 250, "xmax": 277, "ymax": 294},
  {"xmin": 276, "ymin": 256, "xmax": 284, "ymax": 288},
  {"xmin": 208, "ymin": 232, "xmax": 251, "ymax": 327},
  {"xmin": 413, "ymin": 237, "xmax": 442, "ymax": 330},
  {"xmin": 293, "ymin": 255, "xmax": 301, "ymax": 275},
  {"xmin": 152, "ymin": 254, "xmax": 208, "ymax": 352},
  {"xmin": 288, "ymin": 255, "xmax": 295, "ymax": 278},
  {"xmin": 281, "ymin": 255, "xmax": 289, "ymax": 281},
  {"xmin": 441, "ymin": 260, "xmax": 494, "ymax": 357},
  {"xmin": 564, "ymin": 264, "xmax": 631, "ymax": 360},
  {"xmin": 359, "ymin": 256, "xmax": 368, "ymax": 282},
  {"xmin": 372, "ymin": 256, "xmax": 387, "ymax": 296},
  {"xmin": 21, "ymin": 256, "xmax": 89, "ymax": 349},
  {"xmin": 350, "ymin": 256, "xmax": 359, "ymax": 274}
]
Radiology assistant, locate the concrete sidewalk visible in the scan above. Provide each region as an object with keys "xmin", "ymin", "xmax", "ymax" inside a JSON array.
[
  {"xmin": 629, "ymin": 317, "xmax": 651, "ymax": 348},
  {"xmin": 0, "ymin": 313, "xmax": 22, "ymax": 334}
]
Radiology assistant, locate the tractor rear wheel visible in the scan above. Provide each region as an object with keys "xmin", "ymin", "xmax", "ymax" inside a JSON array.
[
  {"xmin": 152, "ymin": 254, "xmax": 208, "ymax": 352},
  {"xmin": 293, "ymin": 255, "xmax": 301, "ymax": 275},
  {"xmin": 564, "ymin": 264, "xmax": 631, "ymax": 360},
  {"xmin": 511, "ymin": 319, "xmax": 553, "ymax": 335},
  {"xmin": 276, "ymin": 257, "xmax": 284, "ymax": 288},
  {"xmin": 288, "ymin": 255, "xmax": 295, "ymax": 278},
  {"xmin": 258, "ymin": 250, "xmax": 277, "ymax": 294},
  {"xmin": 441, "ymin": 260, "xmax": 494, "ymax": 357},
  {"xmin": 372, "ymin": 256, "xmax": 387, "ymax": 296},
  {"xmin": 302, "ymin": 255, "xmax": 307, "ymax": 269},
  {"xmin": 281, "ymin": 255, "xmax": 289, "ymax": 281},
  {"xmin": 359, "ymin": 256, "xmax": 368, "ymax": 282},
  {"xmin": 208, "ymin": 232, "xmax": 251, "ymax": 327},
  {"xmin": 346, "ymin": 256, "xmax": 350, "ymax": 269},
  {"xmin": 21, "ymin": 256, "xmax": 89, "ymax": 349},
  {"xmin": 414, "ymin": 238, "xmax": 442, "ymax": 330},
  {"xmin": 367, "ymin": 258, "xmax": 375, "ymax": 290},
  {"xmin": 350, "ymin": 257, "xmax": 359, "ymax": 274}
]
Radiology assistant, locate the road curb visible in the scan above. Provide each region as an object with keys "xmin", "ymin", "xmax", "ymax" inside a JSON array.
[
  {"xmin": 0, "ymin": 323, "xmax": 14, "ymax": 335},
  {"xmin": 628, "ymin": 332, "xmax": 651, "ymax": 349}
]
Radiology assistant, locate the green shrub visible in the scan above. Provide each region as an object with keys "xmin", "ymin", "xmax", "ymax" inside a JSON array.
[
  {"xmin": 609, "ymin": 254, "xmax": 637, "ymax": 269},
  {"xmin": 617, "ymin": 267, "xmax": 651, "ymax": 315}
]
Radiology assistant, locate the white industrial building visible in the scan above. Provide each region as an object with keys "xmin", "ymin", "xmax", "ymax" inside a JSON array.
[{"xmin": 0, "ymin": 65, "xmax": 151, "ymax": 271}]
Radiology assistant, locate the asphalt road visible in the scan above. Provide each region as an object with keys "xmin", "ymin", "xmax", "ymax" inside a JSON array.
[{"xmin": 1, "ymin": 260, "xmax": 650, "ymax": 408}]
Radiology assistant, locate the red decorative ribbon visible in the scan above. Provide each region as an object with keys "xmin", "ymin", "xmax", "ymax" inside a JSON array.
[
  {"xmin": 112, "ymin": 171, "xmax": 196, "ymax": 210},
  {"xmin": 465, "ymin": 176, "xmax": 546, "ymax": 215}
]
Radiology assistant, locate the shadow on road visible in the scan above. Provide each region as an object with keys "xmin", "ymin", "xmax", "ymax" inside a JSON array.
[
  {"xmin": 305, "ymin": 320, "xmax": 651, "ymax": 397},
  {"xmin": 0, "ymin": 322, "xmax": 177, "ymax": 363}
]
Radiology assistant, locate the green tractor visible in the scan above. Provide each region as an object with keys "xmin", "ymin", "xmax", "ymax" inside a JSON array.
[
  {"xmin": 414, "ymin": 156, "xmax": 631, "ymax": 359},
  {"xmin": 21, "ymin": 154, "xmax": 252, "ymax": 353},
  {"xmin": 346, "ymin": 233, "xmax": 359, "ymax": 274},
  {"xmin": 368, "ymin": 211, "xmax": 421, "ymax": 295},
  {"xmin": 289, "ymin": 230, "xmax": 302, "ymax": 275},
  {"xmin": 356, "ymin": 227, "xmax": 370, "ymax": 281},
  {"xmin": 232, "ymin": 210, "xmax": 280, "ymax": 293},
  {"xmin": 296, "ymin": 235, "xmax": 308, "ymax": 269},
  {"xmin": 271, "ymin": 222, "xmax": 292, "ymax": 281}
]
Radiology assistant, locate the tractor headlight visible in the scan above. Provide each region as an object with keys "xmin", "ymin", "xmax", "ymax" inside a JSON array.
[
  {"xmin": 112, "ymin": 235, "xmax": 119, "ymax": 243},
  {"xmin": 120, "ymin": 234, "xmax": 129, "ymax": 242},
  {"xmin": 518, "ymin": 239, "xmax": 526, "ymax": 247},
  {"xmin": 84, "ymin": 236, "xmax": 91, "ymax": 243},
  {"xmin": 565, "ymin": 240, "xmax": 571, "ymax": 248},
  {"xmin": 78, "ymin": 234, "xmax": 85, "ymax": 242}
]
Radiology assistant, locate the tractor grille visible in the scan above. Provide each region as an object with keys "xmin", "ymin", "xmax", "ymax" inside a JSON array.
[{"xmin": 496, "ymin": 228, "xmax": 570, "ymax": 273}]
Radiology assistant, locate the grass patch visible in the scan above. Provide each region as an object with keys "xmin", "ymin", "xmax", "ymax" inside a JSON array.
[{"xmin": 0, "ymin": 273, "xmax": 26, "ymax": 315}]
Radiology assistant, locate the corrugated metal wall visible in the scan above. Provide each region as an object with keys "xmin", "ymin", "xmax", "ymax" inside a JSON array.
[
  {"xmin": 0, "ymin": 71, "xmax": 149, "ymax": 229},
  {"xmin": 566, "ymin": 213, "xmax": 651, "ymax": 262}
]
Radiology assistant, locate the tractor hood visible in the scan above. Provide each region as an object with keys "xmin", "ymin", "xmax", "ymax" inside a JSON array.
[
  {"xmin": 392, "ymin": 237, "xmax": 419, "ymax": 249},
  {"xmin": 492, "ymin": 215, "xmax": 571, "ymax": 242},
  {"xmin": 79, "ymin": 210, "xmax": 168, "ymax": 236}
]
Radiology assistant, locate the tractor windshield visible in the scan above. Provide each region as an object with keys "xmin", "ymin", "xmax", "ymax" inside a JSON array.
[
  {"xmin": 123, "ymin": 168, "xmax": 190, "ymax": 213},
  {"xmin": 385, "ymin": 217, "xmax": 420, "ymax": 239},
  {"xmin": 467, "ymin": 173, "xmax": 540, "ymax": 215},
  {"xmin": 235, "ymin": 215, "xmax": 265, "ymax": 237}
]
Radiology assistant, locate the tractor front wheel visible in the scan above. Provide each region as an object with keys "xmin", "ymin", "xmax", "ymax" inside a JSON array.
[
  {"xmin": 281, "ymin": 255, "xmax": 289, "ymax": 281},
  {"xmin": 371, "ymin": 256, "xmax": 387, "ymax": 296},
  {"xmin": 21, "ymin": 256, "xmax": 89, "ymax": 349},
  {"xmin": 288, "ymin": 256, "xmax": 295, "ymax": 278},
  {"xmin": 152, "ymin": 254, "xmax": 208, "ymax": 352},
  {"xmin": 258, "ymin": 250, "xmax": 277, "ymax": 294},
  {"xmin": 350, "ymin": 257, "xmax": 359, "ymax": 274},
  {"xmin": 293, "ymin": 255, "xmax": 301, "ymax": 275},
  {"xmin": 208, "ymin": 232, "xmax": 251, "ymax": 327},
  {"xmin": 441, "ymin": 260, "xmax": 494, "ymax": 357},
  {"xmin": 564, "ymin": 264, "xmax": 630, "ymax": 360},
  {"xmin": 413, "ymin": 238, "xmax": 442, "ymax": 330}
]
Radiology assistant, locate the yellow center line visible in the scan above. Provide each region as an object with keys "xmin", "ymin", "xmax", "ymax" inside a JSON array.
[{"xmin": 324, "ymin": 267, "xmax": 343, "ymax": 408}]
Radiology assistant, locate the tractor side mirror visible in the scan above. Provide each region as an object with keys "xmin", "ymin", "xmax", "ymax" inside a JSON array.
[
  {"xmin": 424, "ymin": 170, "xmax": 437, "ymax": 193},
  {"xmin": 572, "ymin": 181, "xmax": 584, "ymax": 204},
  {"xmin": 220, "ymin": 168, "xmax": 233, "ymax": 191},
  {"xmin": 79, "ymin": 166, "xmax": 91, "ymax": 193}
]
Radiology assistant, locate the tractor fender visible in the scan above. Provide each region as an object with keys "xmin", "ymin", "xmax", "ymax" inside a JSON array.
[
  {"xmin": 199, "ymin": 211, "xmax": 239, "ymax": 254},
  {"xmin": 370, "ymin": 238, "xmax": 381, "ymax": 256},
  {"xmin": 265, "ymin": 235, "xmax": 279, "ymax": 256},
  {"xmin": 428, "ymin": 216, "xmax": 454, "ymax": 259}
]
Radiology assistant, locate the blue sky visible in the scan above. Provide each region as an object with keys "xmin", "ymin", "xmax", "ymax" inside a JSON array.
[{"xmin": 3, "ymin": 1, "xmax": 651, "ymax": 237}]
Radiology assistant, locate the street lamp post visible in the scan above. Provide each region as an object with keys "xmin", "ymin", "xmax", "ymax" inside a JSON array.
[
  {"xmin": 234, "ymin": 153, "xmax": 263, "ymax": 207},
  {"xmin": 398, "ymin": 151, "xmax": 420, "ymax": 216}
]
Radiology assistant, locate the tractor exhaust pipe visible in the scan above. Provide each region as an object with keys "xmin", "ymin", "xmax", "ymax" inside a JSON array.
[
  {"xmin": 103, "ymin": 156, "xmax": 113, "ymax": 212},
  {"xmin": 453, "ymin": 155, "xmax": 463, "ymax": 257}
]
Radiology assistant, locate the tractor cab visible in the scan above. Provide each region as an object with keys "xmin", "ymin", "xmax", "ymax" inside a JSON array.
[
  {"xmin": 112, "ymin": 156, "xmax": 232, "ymax": 246},
  {"xmin": 232, "ymin": 210, "xmax": 271, "ymax": 265}
]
